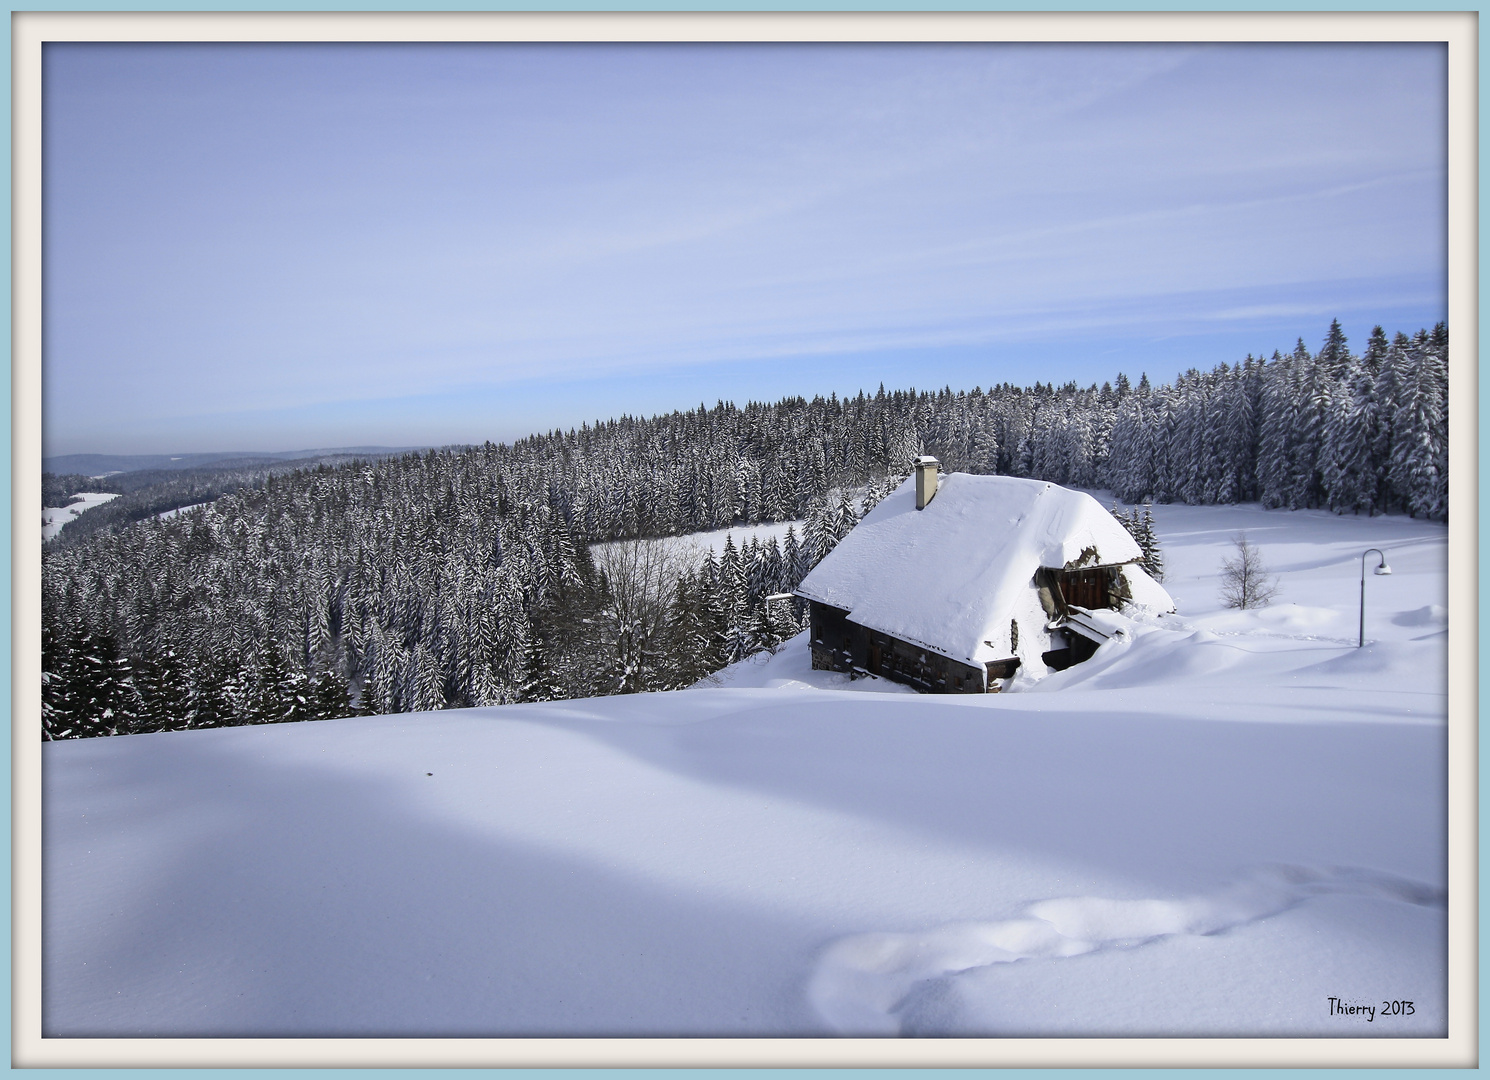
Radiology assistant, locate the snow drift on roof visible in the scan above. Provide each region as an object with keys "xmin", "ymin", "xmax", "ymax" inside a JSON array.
[{"xmin": 795, "ymin": 474, "xmax": 1149, "ymax": 667}]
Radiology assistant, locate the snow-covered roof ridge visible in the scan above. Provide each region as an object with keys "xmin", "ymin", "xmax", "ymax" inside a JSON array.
[{"xmin": 795, "ymin": 473, "xmax": 1149, "ymax": 667}]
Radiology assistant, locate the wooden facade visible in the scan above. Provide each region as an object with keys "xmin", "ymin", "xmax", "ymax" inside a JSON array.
[
  {"xmin": 1037, "ymin": 565, "xmax": 1130, "ymax": 618},
  {"xmin": 808, "ymin": 601, "xmax": 1018, "ymax": 694},
  {"xmin": 1037, "ymin": 565, "xmax": 1126, "ymax": 671}
]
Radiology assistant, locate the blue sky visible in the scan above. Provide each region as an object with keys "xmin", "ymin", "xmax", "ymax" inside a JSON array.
[{"xmin": 43, "ymin": 42, "xmax": 1446, "ymax": 456}]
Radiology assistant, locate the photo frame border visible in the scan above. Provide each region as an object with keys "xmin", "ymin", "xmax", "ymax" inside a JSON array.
[{"xmin": 10, "ymin": 7, "xmax": 1478, "ymax": 1070}]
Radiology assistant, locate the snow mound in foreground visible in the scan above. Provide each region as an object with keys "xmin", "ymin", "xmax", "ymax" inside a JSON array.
[
  {"xmin": 809, "ymin": 865, "xmax": 1445, "ymax": 1036},
  {"xmin": 45, "ymin": 668, "xmax": 1446, "ymax": 1037},
  {"xmin": 695, "ymin": 633, "xmax": 916, "ymax": 693},
  {"xmin": 1394, "ymin": 603, "xmax": 1448, "ymax": 629},
  {"xmin": 1027, "ymin": 602, "xmax": 1447, "ymax": 700}
]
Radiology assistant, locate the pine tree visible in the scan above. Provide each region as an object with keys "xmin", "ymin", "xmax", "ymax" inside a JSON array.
[
  {"xmin": 517, "ymin": 634, "xmax": 564, "ymax": 703},
  {"xmin": 1137, "ymin": 504, "xmax": 1165, "ymax": 581},
  {"xmin": 1255, "ymin": 350, "xmax": 1295, "ymax": 509},
  {"xmin": 1390, "ymin": 334, "xmax": 1448, "ymax": 519},
  {"xmin": 41, "ymin": 618, "xmax": 77, "ymax": 739},
  {"xmin": 1216, "ymin": 361, "xmax": 1253, "ymax": 504},
  {"xmin": 657, "ymin": 572, "xmax": 708, "ymax": 687},
  {"xmin": 1105, "ymin": 397, "xmax": 1145, "ymax": 501},
  {"xmin": 832, "ymin": 489, "xmax": 861, "ymax": 544},
  {"xmin": 242, "ymin": 640, "xmax": 300, "ymax": 724},
  {"xmin": 766, "ymin": 591, "xmax": 802, "ymax": 645},
  {"xmin": 406, "ymin": 641, "xmax": 447, "ymax": 712},
  {"xmin": 1316, "ymin": 318, "xmax": 1351, "ymax": 381},
  {"xmin": 310, "ymin": 662, "xmax": 353, "ymax": 721},
  {"xmin": 188, "ymin": 651, "xmax": 238, "ymax": 729},
  {"xmin": 134, "ymin": 645, "xmax": 191, "ymax": 733},
  {"xmin": 280, "ymin": 649, "xmax": 314, "ymax": 723},
  {"xmin": 1373, "ymin": 332, "xmax": 1409, "ymax": 512},
  {"xmin": 72, "ymin": 630, "xmax": 141, "ymax": 737},
  {"xmin": 860, "ymin": 467, "xmax": 908, "ymax": 517},
  {"xmin": 1428, "ymin": 323, "xmax": 1450, "ymax": 518},
  {"xmin": 969, "ymin": 410, "xmax": 1000, "ymax": 474},
  {"xmin": 716, "ymin": 536, "xmax": 753, "ymax": 662},
  {"xmin": 1147, "ymin": 385, "xmax": 1178, "ymax": 504},
  {"xmin": 1289, "ymin": 338, "xmax": 1328, "ymax": 509},
  {"xmin": 1111, "ymin": 503, "xmax": 1163, "ymax": 581},
  {"xmin": 1320, "ymin": 355, "xmax": 1378, "ymax": 515},
  {"xmin": 696, "ymin": 567, "xmax": 734, "ymax": 672},
  {"xmin": 748, "ymin": 600, "xmax": 780, "ymax": 655},
  {"xmin": 466, "ymin": 604, "xmax": 508, "ymax": 707},
  {"xmin": 355, "ymin": 669, "xmax": 390, "ymax": 716},
  {"xmin": 372, "ymin": 624, "xmax": 408, "ymax": 715}
]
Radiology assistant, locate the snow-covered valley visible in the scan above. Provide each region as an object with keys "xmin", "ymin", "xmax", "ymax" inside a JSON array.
[{"xmin": 42, "ymin": 499, "xmax": 1453, "ymax": 1042}]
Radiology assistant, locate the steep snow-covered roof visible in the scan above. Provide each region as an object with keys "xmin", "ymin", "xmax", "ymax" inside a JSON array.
[{"xmin": 795, "ymin": 474, "xmax": 1148, "ymax": 667}]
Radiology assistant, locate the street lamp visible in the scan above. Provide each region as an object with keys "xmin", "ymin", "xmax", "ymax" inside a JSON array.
[{"xmin": 1359, "ymin": 548, "xmax": 1392, "ymax": 647}]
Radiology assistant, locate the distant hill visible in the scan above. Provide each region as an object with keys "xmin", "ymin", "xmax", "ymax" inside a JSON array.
[
  {"xmin": 43, "ymin": 447, "xmax": 428, "ymax": 477},
  {"xmin": 41, "ymin": 446, "xmax": 440, "ymax": 545}
]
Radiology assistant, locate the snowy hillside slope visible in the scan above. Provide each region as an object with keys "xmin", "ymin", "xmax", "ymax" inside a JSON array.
[
  {"xmin": 677, "ymin": 518, "xmax": 807, "ymax": 557},
  {"xmin": 41, "ymin": 491, "xmax": 118, "ymax": 542},
  {"xmin": 590, "ymin": 519, "xmax": 807, "ymax": 563},
  {"xmin": 43, "ymin": 501, "xmax": 1449, "ymax": 1040}
]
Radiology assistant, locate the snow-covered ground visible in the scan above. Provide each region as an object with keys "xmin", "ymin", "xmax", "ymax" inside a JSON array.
[
  {"xmin": 43, "ymin": 500, "xmax": 1450, "ymax": 1041},
  {"xmin": 681, "ymin": 518, "xmax": 807, "ymax": 556},
  {"xmin": 153, "ymin": 501, "xmax": 209, "ymax": 520},
  {"xmin": 592, "ymin": 519, "xmax": 807, "ymax": 563},
  {"xmin": 41, "ymin": 491, "xmax": 119, "ymax": 541}
]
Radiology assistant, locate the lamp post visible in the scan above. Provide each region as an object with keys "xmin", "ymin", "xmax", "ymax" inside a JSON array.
[{"xmin": 1359, "ymin": 548, "xmax": 1392, "ymax": 647}]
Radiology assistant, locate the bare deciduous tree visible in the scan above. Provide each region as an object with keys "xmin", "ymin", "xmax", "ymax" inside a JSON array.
[
  {"xmin": 1219, "ymin": 533, "xmax": 1281, "ymax": 609},
  {"xmin": 592, "ymin": 537, "xmax": 701, "ymax": 693}
]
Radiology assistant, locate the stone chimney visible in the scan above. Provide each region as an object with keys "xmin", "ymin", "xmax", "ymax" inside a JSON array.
[{"xmin": 914, "ymin": 455, "xmax": 940, "ymax": 510}]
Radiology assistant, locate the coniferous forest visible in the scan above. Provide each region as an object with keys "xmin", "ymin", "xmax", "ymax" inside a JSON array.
[{"xmin": 41, "ymin": 320, "xmax": 1448, "ymax": 739}]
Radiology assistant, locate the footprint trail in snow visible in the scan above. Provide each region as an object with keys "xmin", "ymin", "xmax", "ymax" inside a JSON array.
[{"xmin": 807, "ymin": 865, "xmax": 1445, "ymax": 1035}]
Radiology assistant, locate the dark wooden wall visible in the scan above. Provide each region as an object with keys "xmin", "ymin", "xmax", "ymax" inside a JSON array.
[
  {"xmin": 808, "ymin": 601, "xmax": 1006, "ymax": 694},
  {"xmin": 1054, "ymin": 566, "xmax": 1124, "ymax": 611}
]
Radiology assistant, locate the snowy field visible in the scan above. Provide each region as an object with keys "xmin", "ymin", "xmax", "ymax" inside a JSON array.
[
  {"xmin": 591, "ymin": 519, "xmax": 807, "ymax": 563},
  {"xmin": 679, "ymin": 518, "xmax": 807, "ymax": 556},
  {"xmin": 153, "ymin": 501, "xmax": 209, "ymax": 520},
  {"xmin": 43, "ymin": 500, "xmax": 1450, "ymax": 1041},
  {"xmin": 41, "ymin": 491, "xmax": 118, "ymax": 541}
]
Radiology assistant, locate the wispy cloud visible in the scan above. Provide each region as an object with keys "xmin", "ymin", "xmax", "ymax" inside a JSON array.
[{"xmin": 43, "ymin": 41, "xmax": 1447, "ymax": 453}]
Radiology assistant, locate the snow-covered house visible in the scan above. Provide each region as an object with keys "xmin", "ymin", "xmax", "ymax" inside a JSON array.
[{"xmin": 794, "ymin": 457, "xmax": 1174, "ymax": 694}]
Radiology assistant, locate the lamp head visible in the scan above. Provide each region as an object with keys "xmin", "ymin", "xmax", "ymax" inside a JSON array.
[{"xmin": 1374, "ymin": 563, "xmax": 1392, "ymax": 576}]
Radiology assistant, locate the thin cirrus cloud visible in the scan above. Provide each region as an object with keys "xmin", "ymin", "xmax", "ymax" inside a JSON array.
[{"xmin": 42, "ymin": 40, "xmax": 1445, "ymax": 454}]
